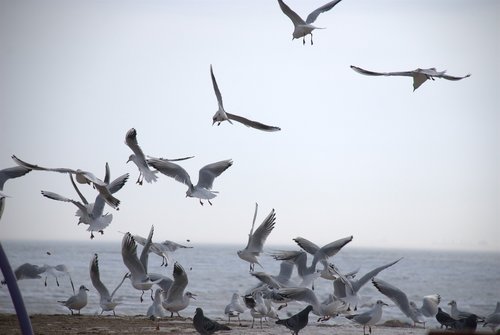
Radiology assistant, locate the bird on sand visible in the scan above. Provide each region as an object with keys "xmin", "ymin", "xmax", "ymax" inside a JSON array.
[
  {"xmin": 345, "ymin": 300, "xmax": 388, "ymax": 335},
  {"xmin": 147, "ymin": 157, "xmax": 233, "ymax": 205},
  {"xmin": 237, "ymin": 203, "xmax": 276, "ymax": 271},
  {"xmin": 125, "ymin": 127, "xmax": 193, "ymax": 185},
  {"xmin": 210, "ymin": 65, "xmax": 281, "ymax": 132},
  {"xmin": 162, "ymin": 262, "xmax": 196, "ymax": 317},
  {"xmin": 276, "ymin": 304, "xmax": 314, "ymax": 335},
  {"xmin": 57, "ymin": 285, "xmax": 89, "ymax": 315},
  {"xmin": 277, "ymin": 0, "xmax": 344, "ymax": 45},
  {"xmin": 350, "ymin": 65, "xmax": 471, "ymax": 91},
  {"xmin": 193, "ymin": 307, "xmax": 231, "ymax": 334},
  {"xmin": 224, "ymin": 292, "xmax": 246, "ymax": 325}
]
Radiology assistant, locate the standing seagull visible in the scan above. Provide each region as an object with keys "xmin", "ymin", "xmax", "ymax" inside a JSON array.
[
  {"xmin": 125, "ymin": 128, "xmax": 193, "ymax": 185},
  {"xmin": 350, "ymin": 65, "xmax": 471, "ymax": 91},
  {"xmin": 276, "ymin": 305, "xmax": 313, "ymax": 335},
  {"xmin": 162, "ymin": 262, "xmax": 196, "ymax": 317},
  {"xmin": 237, "ymin": 203, "xmax": 276, "ymax": 271},
  {"xmin": 147, "ymin": 157, "xmax": 233, "ymax": 205},
  {"xmin": 345, "ymin": 300, "xmax": 388, "ymax": 335},
  {"xmin": 210, "ymin": 65, "xmax": 281, "ymax": 132},
  {"xmin": 224, "ymin": 292, "xmax": 247, "ymax": 325},
  {"xmin": 0, "ymin": 165, "xmax": 31, "ymax": 220},
  {"xmin": 58, "ymin": 285, "xmax": 89, "ymax": 315},
  {"xmin": 372, "ymin": 277, "xmax": 441, "ymax": 327},
  {"xmin": 277, "ymin": 0, "xmax": 343, "ymax": 45},
  {"xmin": 89, "ymin": 254, "xmax": 127, "ymax": 315},
  {"xmin": 193, "ymin": 307, "xmax": 231, "ymax": 335},
  {"xmin": 11, "ymin": 155, "xmax": 121, "ymax": 210}
]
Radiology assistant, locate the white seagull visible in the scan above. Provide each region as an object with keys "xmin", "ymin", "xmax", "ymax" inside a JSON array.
[
  {"xmin": 133, "ymin": 235, "xmax": 193, "ymax": 267},
  {"xmin": 125, "ymin": 128, "xmax": 193, "ymax": 185},
  {"xmin": 277, "ymin": 0, "xmax": 344, "ymax": 45},
  {"xmin": 89, "ymin": 253, "xmax": 127, "ymax": 315},
  {"xmin": 147, "ymin": 288, "xmax": 168, "ymax": 319},
  {"xmin": 237, "ymin": 203, "xmax": 276, "ymax": 271},
  {"xmin": 147, "ymin": 157, "xmax": 233, "ymax": 205},
  {"xmin": 350, "ymin": 65, "xmax": 471, "ymax": 91},
  {"xmin": 225, "ymin": 292, "xmax": 247, "ymax": 325},
  {"xmin": 121, "ymin": 226, "xmax": 158, "ymax": 302},
  {"xmin": 12, "ymin": 155, "xmax": 121, "ymax": 210},
  {"xmin": 345, "ymin": 300, "xmax": 388, "ymax": 335},
  {"xmin": 210, "ymin": 65, "xmax": 281, "ymax": 132},
  {"xmin": 293, "ymin": 235, "xmax": 353, "ymax": 271},
  {"xmin": 58, "ymin": 285, "xmax": 89, "ymax": 315},
  {"xmin": 162, "ymin": 262, "xmax": 196, "ymax": 318},
  {"xmin": 372, "ymin": 277, "xmax": 441, "ymax": 327}
]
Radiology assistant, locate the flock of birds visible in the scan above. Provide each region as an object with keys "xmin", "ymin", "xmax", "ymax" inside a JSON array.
[{"xmin": 0, "ymin": 0, "xmax": 484, "ymax": 334}]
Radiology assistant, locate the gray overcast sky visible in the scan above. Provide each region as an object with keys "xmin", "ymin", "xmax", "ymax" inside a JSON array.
[{"xmin": 1, "ymin": 0, "xmax": 499, "ymax": 251}]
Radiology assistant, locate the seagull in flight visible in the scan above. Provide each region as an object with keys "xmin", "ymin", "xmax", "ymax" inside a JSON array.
[
  {"xmin": 210, "ymin": 65, "xmax": 281, "ymax": 132},
  {"xmin": 125, "ymin": 128, "xmax": 193, "ymax": 185},
  {"xmin": 277, "ymin": 0, "xmax": 344, "ymax": 45},
  {"xmin": 350, "ymin": 65, "xmax": 471, "ymax": 91},
  {"xmin": 237, "ymin": 203, "xmax": 276, "ymax": 271},
  {"xmin": 12, "ymin": 155, "xmax": 121, "ymax": 210},
  {"xmin": 147, "ymin": 157, "xmax": 233, "ymax": 205},
  {"xmin": 0, "ymin": 165, "xmax": 31, "ymax": 220}
]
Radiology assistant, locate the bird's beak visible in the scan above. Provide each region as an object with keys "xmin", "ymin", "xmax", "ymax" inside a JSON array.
[
  {"xmin": 191, "ymin": 294, "xmax": 197, "ymax": 300},
  {"xmin": 383, "ymin": 302, "xmax": 389, "ymax": 306}
]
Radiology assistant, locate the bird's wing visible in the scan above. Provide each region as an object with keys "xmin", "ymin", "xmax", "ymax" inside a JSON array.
[
  {"xmin": 246, "ymin": 208, "xmax": 276, "ymax": 252},
  {"xmin": 41, "ymin": 190, "xmax": 88, "ymax": 214},
  {"xmin": 125, "ymin": 128, "xmax": 148, "ymax": 160},
  {"xmin": 350, "ymin": 65, "xmax": 415, "ymax": 77},
  {"xmin": 146, "ymin": 158, "xmax": 192, "ymax": 187},
  {"xmin": 372, "ymin": 278, "xmax": 412, "ymax": 318},
  {"xmin": 269, "ymin": 249, "xmax": 304, "ymax": 261},
  {"xmin": 277, "ymin": 287, "xmax": 319, "ymax": 306},
  {"xmin": 160, "ymin": 240, "xmax": 192, "ymax": 251},
  {"xmin": 68, "ymin": 174, "xmax": 89, "ymax": 205},
  {"xmin": 306, "ymin": 0, "xmax": 343, "ymax": 24},
  {"xmin": 196, "ymin": 159, "xmax": 233, "ymax": 190},
  {"xmin": 440, "ymin": 73, "xmax": 471, "ymax": 81},
  {"xmin": 420, "ymin": 294, "xmax": 441, "ymax": 317},
  {"xmin": 149, "ymin": 273, "xmax": 173, "ymax": 292},
  {"xmin": 278, "ymin": 0, "xmax": 306, "ymax": 26},
  {"xmin": 351, "ymin": 258, "xmax": 402, "ymax": 292},
  {"xmin": 11, "ymin": 155, "xmax": 76, "ymax": 174},
  {"xmin": 250, "ymin": 271, "xmax": 282, "ymax": 289},
  {"xmin": 293, "ymin": 237, "xmax": 321, "ymax": 255},
  {"xmin": 109, "ymin": 272, "xmax": 128, "ymax": 299},
  {"xmin": 106, "ymin": 173, "xmax": 129, "ymax": 194},
  {"xmin": 89, "ymin": 254, "xmax": 111, "ymax": 299},
  {"xmin": 226, "ymin": 112, "xmax": 281, "ymax": 132},
  {"xmin": 121, "ymin": 233, "xmax": 147, "ymax": 277},
  {"xmin": 210, "ymin": 65, "xmax": 224, "ymax": 109},
  {"xmin": 165, "ymin": 262, "xmax": 188, "ymax": 302},
  {"xmin": 139, "ymin": 225, "xmax": 154, "ymax": 273},
  {"xmin": 0, "ymin": 166, "xmax": 31, "ymax": 190},
  {"xmin": 312, "ymin": 235, "xmax": 353, "ymax": 268}
]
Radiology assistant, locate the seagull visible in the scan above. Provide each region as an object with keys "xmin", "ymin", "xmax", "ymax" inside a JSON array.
[
  {"xmin": 162, "ymin": 262, "xmax": 196, "ymax": 318},
  {"xmin": 345, "ymin": 300, "xmax": 388, "ymax": 335},
  {"xmin": 224, "ymin": 292, "xmax": 247, "ymax": 325},
  {"xmin": 237, "ymin": 203, "xmax": 276, "ymax": 271},
  {"xmin": 121, "ymin": 226, "xmax": 158, "ymax": 302},
  {"xmin": 277, "ymin": 0, "xmax": 343, "ymax": 45},
  {"xmin": 274, "ymin": 286, "xmax": 347, "ymax": 321},
  {"xmin": 448, "ymin": 300, "xmax": 483, "ymax": 320},
  {"xmin": 333, "ymin": 258, "xmax": 402, "ymax": 310},
  {"xmin": 89, "ymin": 253, "xmax": 127, "ymax": 315},
  {"xmin": 125, "ymin": 128, "xmax": 193, "ymax": 185},
  {"xmin": 57, "ymin": 285, "xmax": 89, "ymax": 315},
  {"xmin": 147, "ymin": 157, "xmax": 233, "ymax": 205},
  {"xmin": 0, "ymin": 165, "xmax": 31, "ymax": 220},
  {"xmin": 483, "ymin": 302, "xmax": 500, "ymax": 332},
  {"xmin": 147, "ymin": 288, "xmax": 168, "ymax": 319},
  {"xmin": 12, "ymin": 155, "xmax": 121, "ymax": 210},
  {"xmin": 133, "ymin": 235, "xmax": 193, "ymax": 267},
  {"xmin": 293, "ymin": 235, "xmax": 353, "ymax": 271},
  {"xmin": 40, "ymin": 164, "xmax": 128, "ymax": 238},
  {"xmin": 350, "ymin": 65, "xmax": 471, "ymax": 91},
  {"xmin": 372, "ymin": 277, "xmax": 440, "ymax": 327},
  {"xmin": 42, "ymin": 264, "xmax": 75, "ymax": 293},
  {"xmin": 276, "ymin": 305, "xmax": 313, "ymax": 335},
  {"xmin": 193, "ymin": 307, "xmax": 231, "ymax": 335},
  {"xmin": 1, "ymin": 263, "xmax": 45, "ymax": 285},
  {"xmin": 210, "ymin": 65, "xmax": 281, "ymax": 132},
  {"xmin": 248, "ymin": 290, "xmax": 277, "ymax": 328}
]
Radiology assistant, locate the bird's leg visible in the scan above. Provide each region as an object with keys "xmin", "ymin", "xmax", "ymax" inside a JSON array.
[
  {"xmin": 199, "ymin": 199, "xmax": 204, "ymax": 206},
  {"xmin": 150, "ymin": 288, "xmax": 154, "ymax": 301},
  {"xmin": 208, "ymin": 199, "xmax": 212, "ymax": 206},
  {"xmin": 311, "ymin": 33, "xmax": 314, "ymax": 45},
  {"xmin": 99, "ymin": 230, "xmax": 104, "ymax": 235},
  {"xmin": 140, "ymin": 291, "xmax": 145, "ymax": 303},
  {"xmin": 56, "ymin": 277, "xmax": 60, "ymax": 286},
  {"xmin": 90, "ymin": 232, "xmax": 95, "ymax": 239},
  {"xmin": 369, "ymin": 326, "xmax": 372, "ymax": 334},
  {"xmin": 302, "ymin": 37, "xmax": 306, "ymax": 45}
]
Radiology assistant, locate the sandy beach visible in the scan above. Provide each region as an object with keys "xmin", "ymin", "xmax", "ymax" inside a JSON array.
[{"xmin": 1, "ymin": 314, "xmax": 488, "ymax": 335}]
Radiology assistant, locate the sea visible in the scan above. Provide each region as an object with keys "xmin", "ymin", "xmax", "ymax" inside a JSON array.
[{"xmin": 1, "ymin": 240, "xmax": 499, "ymax": 328}]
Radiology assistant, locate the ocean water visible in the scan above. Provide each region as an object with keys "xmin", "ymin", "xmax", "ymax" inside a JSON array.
[{"xmin": 1, "ymin": 240, "xmax": 499, "ymax": 327}]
